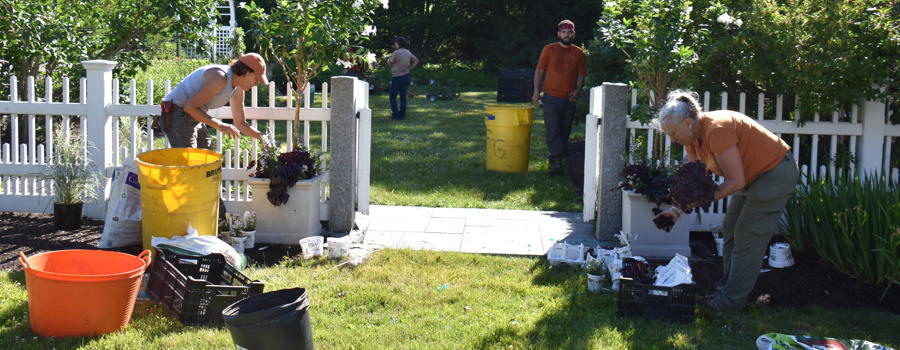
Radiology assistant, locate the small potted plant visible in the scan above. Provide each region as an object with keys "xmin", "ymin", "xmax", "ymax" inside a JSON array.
[
  {"xmin": 36, "ymin": 125, "xmax": 101, "ymax": 230},
  {"xmin": 247, "ymin": 128, "xmax": 324, "ymax": 243},
  {"xmin": 584, "ymin": 258, "xmax": 608, "ymax": 292},
  {"xmin": 710, "ymin": 223, "xmax": 724, "ymax": 257},
  {"xmin": 230, "ymin": 214, "xmax": 247, "ymax": 254},
  {"xmin": 218, "ymin": 216, "xmax": 232, "ymax": 243},
  {"xmin": 241, "ymin": 211, "xmax": 257, "ymax": 249}
]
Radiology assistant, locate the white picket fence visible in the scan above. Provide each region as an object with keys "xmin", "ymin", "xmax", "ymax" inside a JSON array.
[
  {"xmin": 0, "ymin": 60, "xmax": 372, "ymax": 219},
  {"xmin": 583, "ymin": 88, "xmax": 900, "ymax": 228}
]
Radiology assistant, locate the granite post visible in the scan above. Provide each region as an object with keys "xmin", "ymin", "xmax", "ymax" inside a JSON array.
[
  {"xmin": 594, "ymin": 83, "xmax": 628, "ymax": 240},
  {"xmin": 328, "ymin": 76, "xmax": 357, "ymax": 233}
]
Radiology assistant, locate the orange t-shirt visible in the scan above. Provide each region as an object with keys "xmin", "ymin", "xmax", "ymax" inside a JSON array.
[
  {"xmin": 536, "ymin": 43, "xmax": 586, "ymax": 99},
  {"xmin": 685, "ymin": 110, "xmax": 789, "ymax": 184}
]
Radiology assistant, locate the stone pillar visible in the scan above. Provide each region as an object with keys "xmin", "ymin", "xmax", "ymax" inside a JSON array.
[
  {"xmin": 81, "ymin": 60, "xmax": 117, "ymax": 219},
  {"xmin": 328, "ymin": 76, "xmax": 357, "ymax": 233},
  {"xmin": 594, "ymin": 83, "xmax": 628, "ymax": 240}
]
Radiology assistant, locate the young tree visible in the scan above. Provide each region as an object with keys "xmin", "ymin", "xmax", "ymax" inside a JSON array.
[{"xmin": 244, "ymin": 0, "xmax": 386, "ymax": 136}]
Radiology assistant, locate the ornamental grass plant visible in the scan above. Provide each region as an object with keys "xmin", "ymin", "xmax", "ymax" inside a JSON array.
[
  {"xmin": 780, "ymin": 172, "xmax": 900, "ymax": 293},
  {"xmin": 37, "ymin": 125, "xmax": 101, "ymax": 205}
]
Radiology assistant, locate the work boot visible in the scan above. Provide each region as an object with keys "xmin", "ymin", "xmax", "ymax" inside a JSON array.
[{"xmin": 549, "ymin": 160, "xmax": 564, "ymax": 176}]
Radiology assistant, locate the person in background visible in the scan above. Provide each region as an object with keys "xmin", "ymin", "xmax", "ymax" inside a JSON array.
[
  {"xmin": 389, "ymin": 37, "xmax": 418, "ymax": 120},
  {"xmin": 161, "ymin": 52, "xmax": 269, "ymax": 219},
  {"xmin": 653, "ymin": 90, "xmax": 800, "ymax": 311},
  {"xmin": 532, "ymin": 19, "xmax": 587, "ymax": 176}
]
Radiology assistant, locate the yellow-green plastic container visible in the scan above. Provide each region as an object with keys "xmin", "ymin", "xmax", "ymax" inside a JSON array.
[
  {"xmin": 485, "ymin": 105, "xmax": 534, "ymax": 172},
  {"xmin": 136, "ymin": 148, "xmax": 222, "ymax": 252}
]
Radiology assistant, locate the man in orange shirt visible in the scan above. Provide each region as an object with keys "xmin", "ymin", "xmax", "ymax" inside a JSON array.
[{"xmin": 532, "ymin": 19, "xmax": 587, "ymax": 176}]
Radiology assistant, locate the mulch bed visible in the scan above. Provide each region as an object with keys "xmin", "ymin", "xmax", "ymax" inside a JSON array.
[
  {"xmin": 2, "ymin": 211, "xmax": 898, "ymax": 315},
  {"xmin": 0, "ymin": 212, "xmax": 302, "ymax": 271},
  {"xmin": 689, "ymin": 232, "xmax": 900, "ymax": 314}
]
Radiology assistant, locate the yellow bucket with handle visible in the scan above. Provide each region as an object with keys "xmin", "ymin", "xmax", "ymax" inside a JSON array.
[{"xmin": 136, "ymin": 148, "xmax": 222, "ymax": 252}]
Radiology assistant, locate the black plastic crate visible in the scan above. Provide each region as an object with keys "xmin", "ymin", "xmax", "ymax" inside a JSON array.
[
  {"xmin": 146, "ymin": 247, "xmax": 265, "ymax": 326},
  {"xmin": 496, "ymin": 68, "xmax": 535, "ymax": 103},
  {"xmin": 616, "ymin": 258, "xmax": 695, "ymax": 323}
]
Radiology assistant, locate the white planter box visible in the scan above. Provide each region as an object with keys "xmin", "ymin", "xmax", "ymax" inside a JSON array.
[
  {"xmin": 621, "ymin": 189, "xmax": 691, "ymax": 258},
  {"xmin": 248, "ymin": 176, "xmax": 323, "ymax": 244}
]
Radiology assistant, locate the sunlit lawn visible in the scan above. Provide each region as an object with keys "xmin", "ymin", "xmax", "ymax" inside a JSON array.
[
  {"xmin": 366, "ymin": 86, "xmax": 583, "ymax": 212},
  {"xmin": 3, "ymin": 249, "xmax": 897, "ymax": 349}
]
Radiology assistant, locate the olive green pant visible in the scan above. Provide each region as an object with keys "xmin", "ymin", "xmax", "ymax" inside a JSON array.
[{"xmin": 711, "ymin": 152, "xmax": 799, "ymax": 309}]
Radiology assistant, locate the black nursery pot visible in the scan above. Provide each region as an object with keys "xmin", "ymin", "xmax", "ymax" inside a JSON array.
[{"xmin": 54, "ymin": 202, "xmax": 83, "ymax": 230}]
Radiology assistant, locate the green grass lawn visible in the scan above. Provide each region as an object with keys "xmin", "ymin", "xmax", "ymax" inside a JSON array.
[
  {"xmin": 2, "ymin": 249, "xmax": 897, "ymax": 349},
  {"xmin": 367, "ymin": 87, "xmax": 583, "ymax": 212}
]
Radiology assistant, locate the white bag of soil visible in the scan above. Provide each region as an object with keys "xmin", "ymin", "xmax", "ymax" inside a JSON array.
[{"xmin": 99, "ymin": 158, "xmax": 142, "ymax": 248}]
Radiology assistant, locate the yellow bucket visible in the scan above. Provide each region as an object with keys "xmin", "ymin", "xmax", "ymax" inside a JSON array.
[
  {"xmin": 136, "ymin": 148, "xmax": 222, "ymax": 252},
  {"xmin": 485, "ymin": 105, "xmax": 534, "ymax": 172}
]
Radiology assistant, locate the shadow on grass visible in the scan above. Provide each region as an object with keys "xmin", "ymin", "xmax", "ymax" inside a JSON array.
[{"xmin": 368, "ymin": 91, "xmax": 582, "ymax": 211}]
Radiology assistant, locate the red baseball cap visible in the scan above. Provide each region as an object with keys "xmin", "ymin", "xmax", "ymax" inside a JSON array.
[{"xmin": 239, "ymin": 53, "xmax": 269, "ymax": 85}]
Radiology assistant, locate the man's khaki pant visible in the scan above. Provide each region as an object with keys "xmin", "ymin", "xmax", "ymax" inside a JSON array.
[{"xmin": 712, "ymin": 152, "xmax": 799, "ymax": 309}]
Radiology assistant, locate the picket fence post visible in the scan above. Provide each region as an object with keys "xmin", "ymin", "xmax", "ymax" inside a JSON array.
[
  {"xmin": 80, "ymin": 60, "xmax": 117, "ymax": 218},
  {"xmin": 856, "ymin": 92, "xmax": 888, "ymax": 176}
]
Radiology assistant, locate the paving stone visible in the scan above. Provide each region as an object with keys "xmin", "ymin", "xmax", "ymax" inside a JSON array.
[{"xmin": 425, "ymin": 218, "xmax": 466, "ymax": 234}]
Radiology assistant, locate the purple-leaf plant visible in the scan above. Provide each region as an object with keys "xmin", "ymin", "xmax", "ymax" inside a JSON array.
[
  {"xmin": 247, "ymin": 130, "xmax": 321, "ymax": 207},
  {"xmin": 670, "ymin": 161, "xmax": 719, "ymax": 214}
]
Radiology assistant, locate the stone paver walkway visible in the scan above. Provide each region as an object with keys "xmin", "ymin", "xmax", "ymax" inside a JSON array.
[{"xmin": 356, "ymin": 205, "xmax": 606, "ymax": 256}]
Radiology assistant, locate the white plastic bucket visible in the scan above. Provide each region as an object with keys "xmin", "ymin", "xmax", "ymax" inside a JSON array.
[
  {"xmin": 587, "ymin": 273, "xmax": 606, "ymax": 292},
  {"xmin": 299, "ymin": 236, "xmax": 324, "ymax": 259},
  {"xmin": 231, "ymin": 236, "xmax": 247, "ymax": 254},
  {"xmin": 327, "ymin": 237, "xmax": 351, "ymax": 260},
  {"xmin": 768, "ymin": 242, "xmax": 795, "ymax": 268},
  {"xmin": 715, "ymin": 238, "xmax": 724, "ymax": 257},
  {"xmin": 242, "ymin": 230, "xmax": 256, "ymax": 249}
]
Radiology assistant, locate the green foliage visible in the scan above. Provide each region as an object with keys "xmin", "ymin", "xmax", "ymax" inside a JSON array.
[
  {"xmin": 426, "ymin": 79, "xmax": 460, "ymax": 101},
  {"xmin": 0, "ymin": 0, "xmax": 218, "ymax": 100},
  {"xmin": 584, "ymin": 258, "xmax": 607, "ymax": 275},
  {"xmin": 230, "ymin": 27, "xmax": 246, "ymax": 61},
  {"xmin": 244, "ymin": 0, "xmax": 382, "ymax": 135},
  {"xmin": 780, "ymin": 173, "xmax": 900, "ymax": 290},
  {"xmin": 599, "ymin": 0, "xmax": 717, "ymax": 125},
  {"xmin": 725, "ymin": 0, "xmax": 900, "ymax": 123},
  {"xmin": 370, "ymin": 0, "xmax": 604, "ymax": 72},
  {"xmin": 373, "ymin": 65, "xmax": 497, "ymax": 88},
  {"xmin": 36, "ymin": 124, "xmax": 101, "ymax": 204},
  {"xmin": 123, "ymin": 59, "xmax": 211, "ymax": 105}
]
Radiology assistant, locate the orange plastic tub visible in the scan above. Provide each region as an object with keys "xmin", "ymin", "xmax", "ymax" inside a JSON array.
[{"xmin": 18, "ymin": 250, "xmax": 151, "ymax": 337}]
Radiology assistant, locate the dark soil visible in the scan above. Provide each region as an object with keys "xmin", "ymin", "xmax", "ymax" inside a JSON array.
[
  {"xmin": 3, "ymin": 211, "xmax": 899, "ymax": 314},
  {"xmin": 688, "ymin": 232, "xmax": 900, "ymax": 314},
  {"xmin": 0, "ymin": 212, "xmax": 303, "ymax": 272},
  {"xmin": 652, "ymin": 215, "xmax": 675, "ymax": 233}
]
